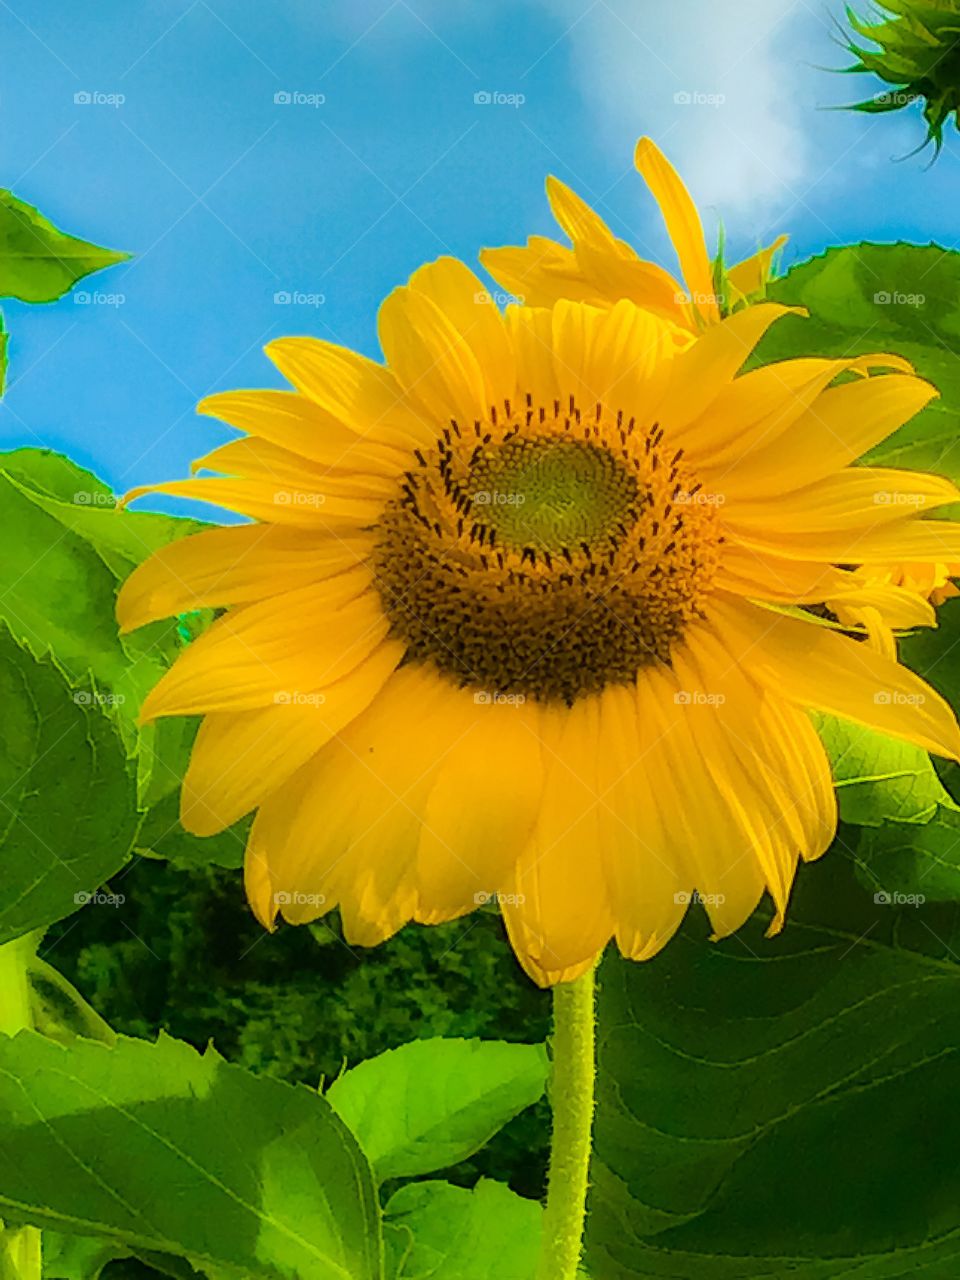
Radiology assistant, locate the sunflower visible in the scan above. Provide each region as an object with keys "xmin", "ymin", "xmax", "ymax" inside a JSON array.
[
  {"xmin": 480, "ymin": 136, "xmax": 788, "ymax": 330},
  {"xmin": 842, "ymin": 0, "xmax": 960, "ymax": 153},
  {"xmin": 118, "ymin": 259, "xmax": 960, "ymax": 986}
]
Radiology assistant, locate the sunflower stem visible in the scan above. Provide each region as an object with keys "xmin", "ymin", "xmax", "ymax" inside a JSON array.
[{"xmin": 536, "ymin": 965, "xmax": 597, "ymax": 1280}]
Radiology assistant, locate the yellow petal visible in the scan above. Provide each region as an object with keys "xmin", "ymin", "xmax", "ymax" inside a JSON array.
[
  {"xmin": 117, "ymin": 524, "xmax": 373, "ymax": 633},
  {"xmin": 595, "ymin": 683, "xmax": 690, "ymax": 961},
  {"xmin": 191, "ymin": 437, "xmax": 396, "ymax": 498},
  {"xmin": 551, "ymin": 298, "xmax": 684, "ymax": 421},
  {"xmin": 504, "ymin": 305, "xmax": 559, "ymax": 407},
  {"xmin": 480, "ymin": 237, "xmax": 601, "ymax": 308},
  {"xmin": 637, "ymin": 662, "xmax": 774, "ymax": 935},
  {"xmin": 140, "ymin": 571, "xmax": 387, "ymax": 719},
  {"xmin": 416, "ymin": 693, "xmax": 544, "ymax": 924},
  {"xmin": 265, "ymin": 337, "xmax": 432, "ymax": 451},
  {"xmin": 634, "ymin": 137, "xmax": 719, "ymax": 325},
  {"xmin": 718, "ymin": 374, "xmax": 938, "ymax": 497},
  {"xmin": 180, "ymin": 639, "xmax": 404, "ymax": 836},
  {"xmin": 500, "ymin": 699, "xmax": 614, "ymax": 987},
  {"xmin": 731, "ymin": 516, "xmax": 960, "ymax": 565},
  {"xmin": 709, "ymin": 593, "xmax": 960, "ymax": 761},
  {"xmin": 407, "ymin": 257, "xmax": 516, "ymax": 413},
  {"xmin": 723, "ymin": 467, "xmax": 960, "ymax": 533},
  {"xmin": 686, "ymin": 354, "xmax": 913, "ymax": 464},
  {"xmin": 661, "ymin": 305, "xmax": 802, "ymax": 435},
  {"xmin": 378, "ymin": 284, "xmax": 489, "ymax": 425},
  {"xmin": 197, "ymin": 389, "xmax": 409, "ymax": 472},
  {"xmin": 122, "ymin": 477, "xmax": 382, "ymax": 527}
]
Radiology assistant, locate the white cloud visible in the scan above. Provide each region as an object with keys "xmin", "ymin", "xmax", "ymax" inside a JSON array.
[{"xmin": 539, "ymin": 0, "xmax": 833, "ymax": 226}]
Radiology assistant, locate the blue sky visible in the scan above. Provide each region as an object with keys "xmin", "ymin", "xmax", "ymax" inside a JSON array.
[{"xmin": 1, "ymin": 0, "xmax": 958, "ymax": 512}]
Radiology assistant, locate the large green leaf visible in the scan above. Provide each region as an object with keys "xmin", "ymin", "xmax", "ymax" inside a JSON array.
[
  {"xmin": 384, "ymin": 1180, "xmax": 541, "ymax": 1279},
  {"xmin": 814, "ymin": 712, "xmax": 957, "ymax": 825},
  {"xmin": 327, "ymin": 1038, "xmax": 548, "ymax": 1182},
  {"xmin": 857, "ymin": 807, "xmax": 960, "ymax": 902},
  {"xmin": 0, "ymin": 194, "xmax": 128, "ymax": 303},
  {"xmin": 0, "ymin": 450, "xmax": 217, "ymax": 818},
  {"xmin": 760, "ymin": 243, "xmax": 960, "ymax": 480},
  {"xmin": 0, "ymin": 629, "xmax": 137, "ymax": 944},
  {"xmin": 586, "ymin": 853, "xmax": 960, "ymax": 1278},
  {"xmin": 0, "ymin": 1031, "xmax": 382, "ymax": 1280}
]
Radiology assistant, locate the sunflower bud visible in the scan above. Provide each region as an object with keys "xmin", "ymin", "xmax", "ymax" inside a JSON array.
[{"xmin": 843, "ymin": 0, "xmax": 960, "ymax": 153}]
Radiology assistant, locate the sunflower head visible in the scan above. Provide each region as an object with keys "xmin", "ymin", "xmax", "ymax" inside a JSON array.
[
  {"xmin": 843, "ymin": 0, "xmax": 960, "ymax": 152},
  {"xmin": 118, "ymin": 253, "xmax": 960, "ymax": 987}
]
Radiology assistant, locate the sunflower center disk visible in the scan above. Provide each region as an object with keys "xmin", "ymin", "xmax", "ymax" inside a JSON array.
[
  {"xmin": 468, "ymin": 438, "xmax": 638, "ymax": 553},
  {"xmin": 373, "ymin": 398, "xmax": 723, "ymax": 704}
]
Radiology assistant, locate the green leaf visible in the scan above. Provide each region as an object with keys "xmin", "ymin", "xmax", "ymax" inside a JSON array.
[
  {"xmin": 134, "ymin": 790, "xmax": 246, "ymax": 872},
  {"xmin": 586, "ymin": 853, "xmax": 960, "ymax": 1278},
  {"xmin": 0, "ymin": 628, "xmax": 138, "ymax": 945},
  {"xmin": 0, "ymin": 1031, "xmax": 382, "ymax": 1280},
  {"xmin": 384, "ymin": 1180, "xmax": 541, "ymax": 1279},
  {"xmin": 42, "ymin": 1231, "xmax": 130, "ymax": 1279},
  {"xmin": 813, "ymin": 711, "xmax": 957, "ymax": 825},
  {"xmin": 858, "ymin": 806, "xmax": 960, "ymax": 902},
  {"xmin": 0, "ymin": 193, "xmax": 128, "ymax": 303},
  {"xmin": 760, "ymin": 243, "xmax": 960, "ymax": 481},
  {"xmin": 0, "ymin": 450, "xmax": 212, "ymax": 809},
  {"xmin": 327, "ymin": 1038, "xmax": 548, "ymax": 1182}
]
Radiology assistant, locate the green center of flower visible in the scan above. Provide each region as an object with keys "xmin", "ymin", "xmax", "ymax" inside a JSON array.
[{"xmin": 467, "ymin": 439, "xmax": 639, "ymax": 553}]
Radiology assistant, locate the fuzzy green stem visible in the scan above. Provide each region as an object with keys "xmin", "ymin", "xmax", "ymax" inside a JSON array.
[
  {"xmin": 0, "ymin": 933, "xmax": 41, "ymax": 1280},
  {"xmin": 536, "ymin": 966, "xmax": 597, "ymax": 1280}
]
